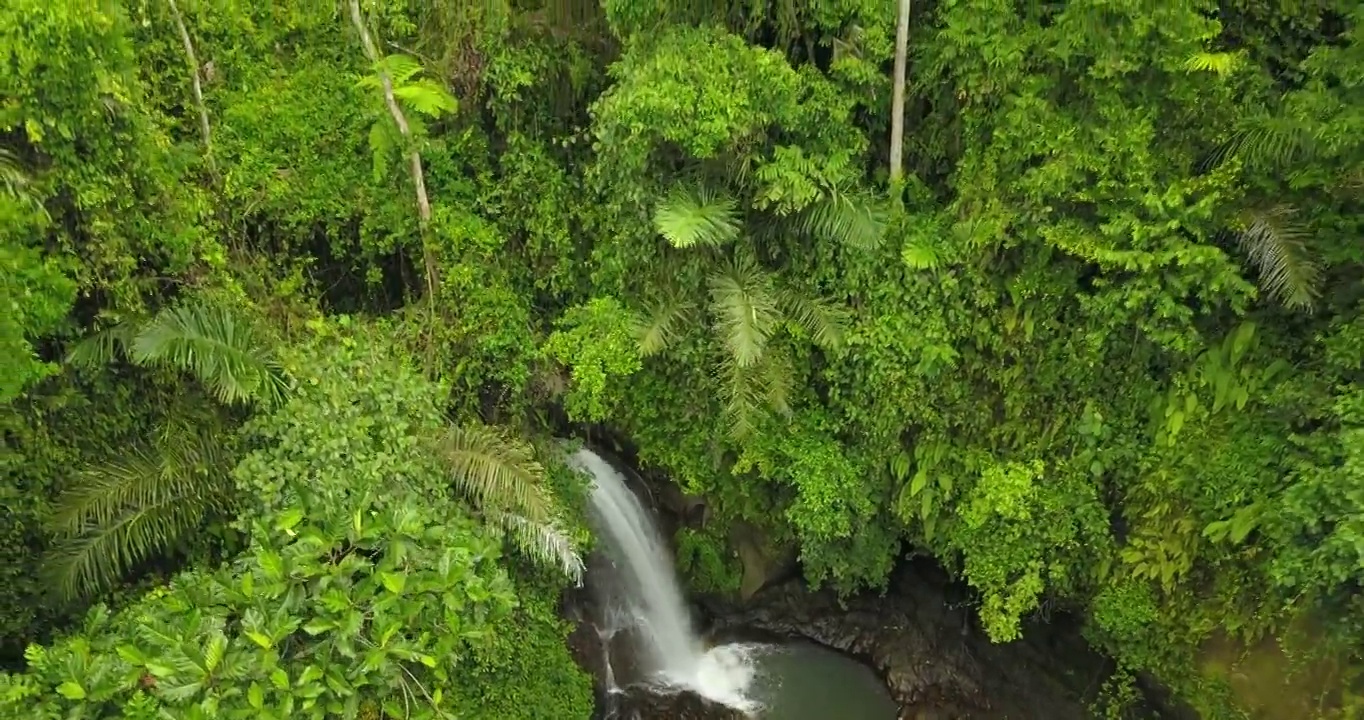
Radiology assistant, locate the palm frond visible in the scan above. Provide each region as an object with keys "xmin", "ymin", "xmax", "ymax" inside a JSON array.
[
  {"xmin": 708, "ymin": 256, "xmax": 780, "ymax": 369},
  {"xmin": 795, "ymin": 190, "xmax": 888, "ymax": 250},
  {"xmin": 45, "ymin": 431, "xmax": 232, "ymax": 600},
  {"xmin": 131, "ymin": 302, "xmax": 289, "ymax": 407},
  {"xmin": 436, "ymin": 423, "xmax": 556, "ymax": 523},
  {"xmin": 0, "ymin": 147, "xmax": 45, "ymax": 215},
  {"xmin": 776, "ymin": 286, "xmax": 847, "ymax": 351},
  {"xmin": 1236, "ymin": 205, "xmax": 1320, "ymax": 311},
  {"xmin": 653, "ymin": 184, "xmax": 742, "ymax": 249},
  {"xmin": 46, "ymin": 493, "xmax": 212, "ymax": 602},
  {"xmin": 719, "ymin": 356, "xmax": 768, "ymax": 441},
  {"xmin": 633, "ymin": 291, "xmax": 695, "ymax": 358},
  {"xmin": 760, "ymin": 347, "xmax": 795, "ymax": 420},
  {"xmin": 1205, "ymin": 114, "xmax": 1314, "ymax": 171},
  {"xmin": 490, "ymin": 510, "xmax": 585, "ymax": 586},
  {"xmin": 65, "ymin": 323, "xmax": 138, "ymax": 370}
]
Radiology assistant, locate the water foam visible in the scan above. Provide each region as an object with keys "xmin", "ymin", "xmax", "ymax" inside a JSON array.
[{"xmin": 571, "ymin": 447, "xmax": 766, "ymax": 716}]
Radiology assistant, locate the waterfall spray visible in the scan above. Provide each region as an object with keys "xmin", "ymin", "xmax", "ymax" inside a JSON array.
[{"xmin": 569, "ymin": 447, "xmax": 763, "ymax": 714}]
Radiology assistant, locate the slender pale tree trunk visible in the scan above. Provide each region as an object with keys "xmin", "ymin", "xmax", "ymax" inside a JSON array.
[
  {"xmin": 167, "ymin": 0, "xmax": 215, "ymax": 175},
  {"xmin": 347, "ymin": 0, "xmax": 439, "ymax": 303},
  {"xmin": 889, "ymin": 0, "xmax": 911, "ymax": 182}
]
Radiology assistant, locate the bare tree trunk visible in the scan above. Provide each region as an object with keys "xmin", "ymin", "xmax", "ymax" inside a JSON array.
[
  {"xmin": 347, "ymin": 0, "xmax": 439, "ymax": 301},
  {"xmin": 167, "ymin": 0, "xmax": 215, "ymax": 176},
  {"xmin": 889, "ymin": 0, "xmax": 912, "ymax": 183}
]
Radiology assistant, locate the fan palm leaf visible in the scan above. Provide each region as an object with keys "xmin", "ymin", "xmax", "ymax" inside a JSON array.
[
  {"xmin": 131, "ymin": 302, "xmax": 289, "ymax": 407},
  {"xmin": 653, "ymin": 184, "xmax": 742, "ymax": 249},
  {"xmin": 45, "ymin": 430, "xmax": 232, "ymax": 600},
  {"xmin": 708, "ymin": 255, "xmax": 780, "ymax": 368},
  {"xmin": 1236, "ymin": 205, "xmax": 1320, "ymax": 311}
]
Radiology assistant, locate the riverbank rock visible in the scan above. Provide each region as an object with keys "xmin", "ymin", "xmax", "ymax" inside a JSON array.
[
  {"xmin": 709, "ymin": 559, "xmax": 1103, "ymax": 720},
  {"xmin": 607, "ymin": 687, "xmax": 749, "ymax": 720}
]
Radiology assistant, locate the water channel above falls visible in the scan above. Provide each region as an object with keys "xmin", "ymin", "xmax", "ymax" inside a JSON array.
[{"xmin": 568, "ymin": 447, "xmax": 897, "ymax": 720}]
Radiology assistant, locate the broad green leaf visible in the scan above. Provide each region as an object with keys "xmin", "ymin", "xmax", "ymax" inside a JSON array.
[
  {"xmin": 56, "ymin": 682, "xmax": 86, "ymax": 700},
  {"xmin": 379, "ymin": 571, "xmax": 406, "ymax": 594},
  {"xmin": 909, "ymin": 469, "xmax": 928, "ymax": 497},
  {"xmin": 297, "ymin": 665, "xmax": 323, "ymax": 686},
  {"xmin": 302, "ymin": 619, "xmax": 335, "ymax": 636},
  {"xmin": 204, "ymin": 635, "xmax": 226, "ymax": 672}
]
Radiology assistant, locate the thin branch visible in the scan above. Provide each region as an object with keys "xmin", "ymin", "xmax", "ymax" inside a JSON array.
[
  {"xmin": 347, "ymin": 0, "xmax": 440, "ymax": 302},
  {"xmin": 167, "ymin": 0, "xmax": 216, "ymax": 176}
]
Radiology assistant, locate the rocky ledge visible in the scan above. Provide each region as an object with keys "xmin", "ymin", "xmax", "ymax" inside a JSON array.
[{"xmin": 706, "ymin": 559, "xmax": 1104, "ymax": 720}]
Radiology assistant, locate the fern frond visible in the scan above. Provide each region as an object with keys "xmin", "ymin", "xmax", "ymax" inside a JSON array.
[
  {"xmin": 708, "ymin": 256, "xmax": 780, "ymax": 368},
  {"xmin": 393, "ymin": 78, "xmax": 458, "ymax": 118},
  {"xmin": 382, "ymin": 54, "xmax": 425, "ymax": 86},
  {"xmin": 368, "ymin": 120, "xmax": 397, "ymax": 182},
  {"xmin": 131, "ymin": 302, "xmax": 288, "ymax": 407},
  {"xmin": 902, "ymin": 239, "xmax": 941, "ymax": 270},
  {"xmin": 1183, "ymin": 51, "xmax": 1240, "ymax": 77},
  {"xmin": 795, "ymin": 191, "xmax": 887, "ymax": 250},
  {"xmin": 46, "ymin": 431, "xmax": 231, "ymax": 600},
  {"xmin": 776, "ymin": 287, "xmax": 847, "ymax": 350},
  {"xmin": 653, "ymin": 185, "xmax": 742, "ymax": 249},
  {"xmin": 1236, "ymin": 205, "xmax": 1320, "ymax": 311},
  {"xmin": 436, "ymin": 424, "xmax": 556, "ymax": 523},
  {"xmin": 490, "ymin": 511, "xmax": 585, "ymax": 585}
]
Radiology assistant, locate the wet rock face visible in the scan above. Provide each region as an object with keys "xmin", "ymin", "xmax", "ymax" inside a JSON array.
[
  {"xmin": 708, "ymin": 560, "xmax": 1103, "ymax": 720},
  {"xmin": 604, "ymin": 687, "xmax": 748, "ymax": 720}
]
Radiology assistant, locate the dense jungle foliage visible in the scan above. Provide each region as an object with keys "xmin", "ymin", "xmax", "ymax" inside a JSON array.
[{"xmin": 1, "ymin": 0, "xmax": 1361, "ymax": 717}]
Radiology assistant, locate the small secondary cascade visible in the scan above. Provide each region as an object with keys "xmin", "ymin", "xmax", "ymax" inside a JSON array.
[{"xmin": 568, "ymin": 447, "xmax": 763, "ymax": 714}]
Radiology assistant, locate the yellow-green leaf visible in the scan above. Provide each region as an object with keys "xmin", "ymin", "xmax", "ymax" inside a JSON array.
[
  {"xmin": 246, "ymin": 631, "xmax": 273, "ymax": 649},
  {"xmin": 379, "ymin": 571, "xmax": 406, "ymax": 594}
]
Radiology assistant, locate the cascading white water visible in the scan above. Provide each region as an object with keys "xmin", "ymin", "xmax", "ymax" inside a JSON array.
[{"xmin": 568, "ymin": 447, "xmax": 764, "ymax": 714}]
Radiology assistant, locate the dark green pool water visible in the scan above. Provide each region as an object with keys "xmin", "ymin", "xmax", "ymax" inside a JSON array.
[{"xmin": 748, "ymin": 642, "xmax": 898, "ymax": 720}]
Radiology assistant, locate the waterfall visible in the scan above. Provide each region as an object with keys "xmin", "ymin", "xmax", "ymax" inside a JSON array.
[{"xmin": 568, "ymin": 447, "xmax": 763, "ymax": 714}]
